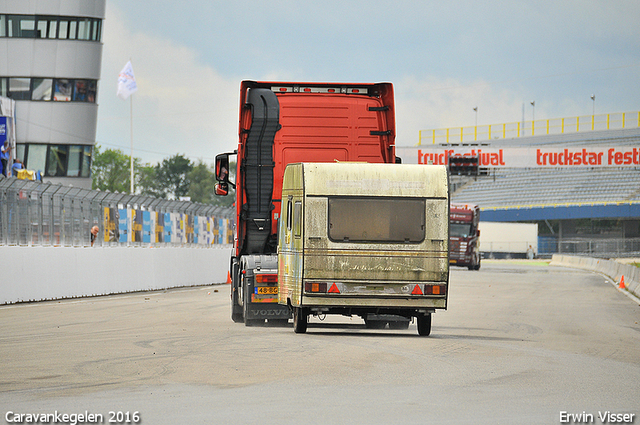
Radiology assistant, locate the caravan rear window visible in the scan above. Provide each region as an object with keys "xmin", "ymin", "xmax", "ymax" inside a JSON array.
[{"xmin": 328, "ymin": 197, "xmax": 425, "ymax": 243}]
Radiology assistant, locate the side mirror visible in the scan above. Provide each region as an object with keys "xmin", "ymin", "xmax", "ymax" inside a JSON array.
[
  {"xmin": 215, "ymin": 183, "xmax": 229, "ymax": 196},
  {"xmin": 215, "ymin": 153, "xmax": 230, "ymax": 183}
]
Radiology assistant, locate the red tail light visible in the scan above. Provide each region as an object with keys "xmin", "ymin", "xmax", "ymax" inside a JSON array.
[
  {"xmin": 424, "ymin": 285, "xmax": 446, "ymax": 295},
  {"xmin": 255, "ymin": 274, "xmax": 278, "ymax": 283},
  {"xmin": 305, "ymin": 282, "xmax": 327, "ymax": 293}
]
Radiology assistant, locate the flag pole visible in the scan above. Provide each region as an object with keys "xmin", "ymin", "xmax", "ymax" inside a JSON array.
[
  {"xmin": 117, "ymin": 59, "xmax": 137, "ymax": 193},
  {"xmin": 130, "ymin": 93, "xmax": 134, "ymax": 194}
]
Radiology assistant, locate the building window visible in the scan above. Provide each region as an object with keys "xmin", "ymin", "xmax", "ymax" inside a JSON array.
[
  {"xmin": 32, "ymin": 78, "xmax": 53, "ymax": 101},
  {"xmin": 87, "ymin": 80, "xmax": 97, "ymax": 103},
  {"xmin": 0, "ymin": 15, "xmax": 101, "ymax": 41},
  {"xmin": 47, "ymin": 18, "xmax": 57, "ymax": 39},
  {"xmin": 24, "ymin": 144, "xmax": 47, "ymax": 172},
  {"xmin": 20, "ymin": 143, "xmax": 93, "ymax": 178},
  {"xmin": 58, "ymin": 19, "xmax": 69, "ymax": 39},
  {"xmin": 6, "ymin": 15, "xmax": 36, "ymax": 38},
  {"xmin": 53, "ymin": 79, "xmax": 72, "ymax": 101},
  {"xmin": 8, "ymin": 78, "xmax": 30, "ymax": 100},
  {"xmin": 47, "ymin": 145, "xmax": 69, "ymax": 176},
  {"xmin": 0, "ymin": 78, "xmax": 7, "ymax": 97},
  {"xmin": 0, "ymin": 77, "xmax": 98, "ymax": 103}
]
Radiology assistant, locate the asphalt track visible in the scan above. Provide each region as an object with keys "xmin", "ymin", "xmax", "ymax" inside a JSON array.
[{"xmin": 1, "ymin": 261, "xmax": 639, "ymax": 424}]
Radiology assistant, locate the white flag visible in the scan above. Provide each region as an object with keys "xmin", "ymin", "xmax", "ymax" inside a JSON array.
[{"xmin": 117, "ymin": 61, "xmax": 138, "ymax": 100}]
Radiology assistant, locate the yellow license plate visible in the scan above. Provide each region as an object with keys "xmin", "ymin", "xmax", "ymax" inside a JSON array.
[{"xmin": 256, "ymin": 286, "xmax": 278, "ymax": 295}]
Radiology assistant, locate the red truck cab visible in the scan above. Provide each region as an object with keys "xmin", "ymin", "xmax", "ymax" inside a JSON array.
[
  {"xmin": 449, "ymin": 203, "xmax": 481, "ymax": 270},
  {"xmin": 215, "ymin": 81, "xmax": 397, "ymax": 325}
]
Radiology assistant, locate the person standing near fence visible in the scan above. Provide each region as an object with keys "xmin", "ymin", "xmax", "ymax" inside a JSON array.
[
  {"xmin": 91, "ymin": 226, "xmax": 99, "ymax": 247},
  {"xmin": 1, "ymin": 141, "xmax": 11, "ymax": 177},
  {"xmin": 527, "ymin": 245, "xmax": 535, "ymax": 260}
]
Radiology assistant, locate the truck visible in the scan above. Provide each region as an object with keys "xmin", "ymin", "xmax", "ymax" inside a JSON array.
[
  {"xmin": 449, "ymin": 203, "xmax": 481, "ymax": 270},
  {"xmin": 478, "ymin": 221, "xmax": 538, "ymax": 259},
  {"xmin": 278, "ymin": 162, "xmax": 450, "ymax": 336},
  {"xmin": 214, "ymin": 81, "xmax": 397, "ymax": 326}
]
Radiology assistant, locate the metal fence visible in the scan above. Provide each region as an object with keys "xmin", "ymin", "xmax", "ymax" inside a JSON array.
[
  {"xmin": 418, "ymin": 110, "xmax": 640, "ymax": 145},
  {"xmin": 476, "ymin": 236, "xmax": 640, "ymax": 260},
  {"xmin": 538, "ymin": 236, "xmax": 640, "ymax": 259},
  {"xmin": 0, "ymin": 177, "xmax": 234, "ymax": 247}
]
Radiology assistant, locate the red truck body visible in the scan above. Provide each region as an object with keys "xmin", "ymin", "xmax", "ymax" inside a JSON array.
[
  {"xmin": 216, "ymin": 81, "xmax": 397, "ymax": 324},
  {"xmin": 449, "ymin": 203, "xmax": 481, "ymax": 270}
]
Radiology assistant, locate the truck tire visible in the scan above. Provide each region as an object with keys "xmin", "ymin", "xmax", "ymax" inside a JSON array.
[
  {"xmin": 293, "ymin": 307, "xmax": 308, "ymax": 333},
  {"xmin": 417, "ymin": 313, "xmax": 432, "ymax": 336}
]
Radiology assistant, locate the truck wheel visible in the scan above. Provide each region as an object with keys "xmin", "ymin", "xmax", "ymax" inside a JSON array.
[
  {"xmin": 231, "ymin": 261, "xmax": 244, "ymax": 323},
  {"xmin": 468, "ymin": 253, "xmax": 481, "ymax": 271},
  {"xmin": 293, "ymin": 307, "xmax": 308, "ymax": 333},
  {"xmin": 417, "ymin": 313, "xmax": 432, "ymax": 336},
  {"xmin": 474, "ymin": 256, "xmax": 481, "ymax": 271}
]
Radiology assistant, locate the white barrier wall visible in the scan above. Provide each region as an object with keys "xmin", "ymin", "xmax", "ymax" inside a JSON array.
[
  {"xmin": 550, "ymin": 254, "xmax": 640, "ymax": 300},
  {"xmin": 0, "ymin": 246, "xmax": 232, "ymax": 304}
]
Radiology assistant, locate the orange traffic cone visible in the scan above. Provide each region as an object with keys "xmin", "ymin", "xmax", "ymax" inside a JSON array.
[
  {"xmin": 226, "ymin": 271, "xmax": 232, "ymax": 284},
  {"xmin": 619, "ymin": 275, "xmax": 625, "ymax": 289}
]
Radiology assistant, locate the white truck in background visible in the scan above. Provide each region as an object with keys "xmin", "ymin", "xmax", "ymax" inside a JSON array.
[{"xmin": 478, "ymin": 222, "xmax": 538, "ymax": 259}]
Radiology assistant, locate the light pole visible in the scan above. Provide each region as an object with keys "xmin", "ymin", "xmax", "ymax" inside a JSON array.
[
  {"xmin": 473, "ymin": 107, "xmax": 478, "ymax": 140},
  {"xmin": 530, "ymin": 101, "xmax": 535, "ymax": 135},
  {"xmin": 530, "ymin": 100, "xmax": 535, "ymax": 121},
  {"xmin": 591, "ymin": 94, "xmax": 596, "ymax": 131}
]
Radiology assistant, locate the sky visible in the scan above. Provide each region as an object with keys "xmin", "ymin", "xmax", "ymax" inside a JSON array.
[{"xmin": 96, "ymin": 0, "xmax": 640, "ymax": 165}]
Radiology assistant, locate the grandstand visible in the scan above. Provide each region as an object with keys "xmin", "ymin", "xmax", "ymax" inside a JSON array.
[
  {"xmin": 453, "ymin": 167, "xmax": 640, "ymax": 209},
  {"xmin": 400, "ymin": 122, "xmax": 640, "ymax": 258},
  {"xmin": 450, "ymin": 127, "xmax": 640, "ymax": 213}
]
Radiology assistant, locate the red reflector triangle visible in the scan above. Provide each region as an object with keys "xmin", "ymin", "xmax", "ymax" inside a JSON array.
[
  {"xmin": 328, "ymin": 283, "xmax": 340, "ymax": 293},
  {"xmin": 411, "ymin": 284, "xmax": 423, "ymax": 295}
]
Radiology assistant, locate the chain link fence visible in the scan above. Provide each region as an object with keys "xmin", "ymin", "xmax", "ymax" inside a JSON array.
[
  {"xmin": 538, "ymin": 236, "xmax": 640, "ymax": 259},
  {"xmin": 0, "ymin": 178, "xmax": 234, "ymax": 247}
]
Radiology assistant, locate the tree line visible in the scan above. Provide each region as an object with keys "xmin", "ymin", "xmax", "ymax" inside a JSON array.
[{"xmin": 91, "ymin": 145, "xmax": 234, "ymax": 207}]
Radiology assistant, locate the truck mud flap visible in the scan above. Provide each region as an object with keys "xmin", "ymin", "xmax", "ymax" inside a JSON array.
[{"xmin": 245, "ymin": 304, "xmax": 291, "ymax": 320}]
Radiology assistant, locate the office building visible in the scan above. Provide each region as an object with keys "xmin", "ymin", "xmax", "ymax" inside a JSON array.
[{"xmin": 0, "ymin": 0, "xmax": 106, "ymax": 188}]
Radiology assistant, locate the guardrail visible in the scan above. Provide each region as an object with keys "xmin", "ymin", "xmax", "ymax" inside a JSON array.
[
  {"xmin": 550, "ymin": 254, "xmax": 639, "ymax": 300},
  {"xmin": 0, "ymin": 177, "xmax": 234, "ymax": 247},
  {"xmin": 418, "ymin": 111, "xmax": 640, "ymax": 145}
]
